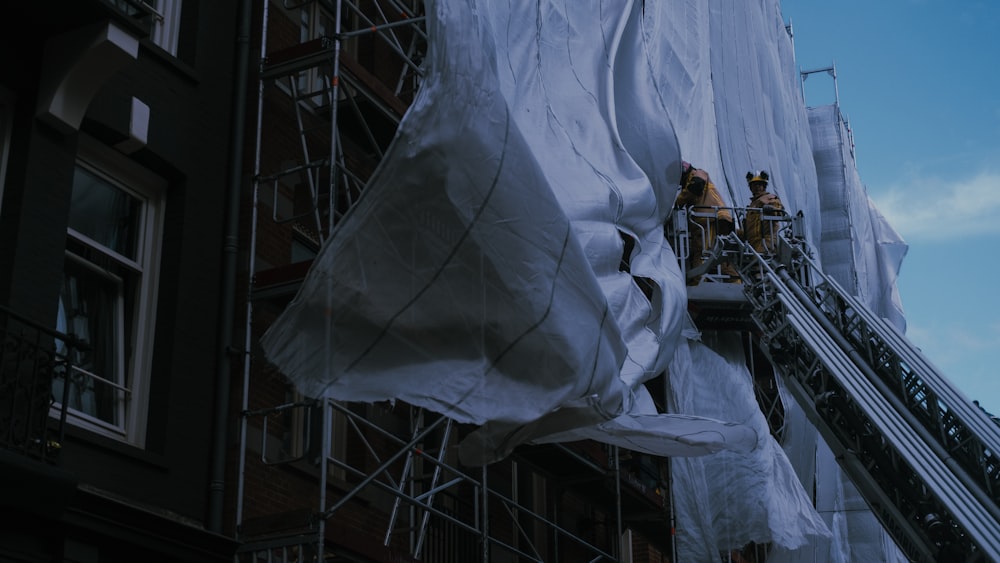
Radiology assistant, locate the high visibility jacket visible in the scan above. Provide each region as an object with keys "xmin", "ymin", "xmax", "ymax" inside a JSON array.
[
  {"xmin": 674, "ymin": 169, "xmax": 738, "ymax": 281},
  {"xmin": 744, "ymin": 191, "xmax": 784, "ymax": 253},
  {"xmin": 675, "ymin": 169, "xmax": 733, "ymax": 224}
]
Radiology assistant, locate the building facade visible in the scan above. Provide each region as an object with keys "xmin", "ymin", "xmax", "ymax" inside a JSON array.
[{"xmin": 0, "ymin": 1, "xmax": 242, "ymax": 561}]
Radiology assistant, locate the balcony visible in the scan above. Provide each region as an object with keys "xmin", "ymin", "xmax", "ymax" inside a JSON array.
[{"xmin": 0, "ymin": 305, "xmax": 72, "ymax": 463}]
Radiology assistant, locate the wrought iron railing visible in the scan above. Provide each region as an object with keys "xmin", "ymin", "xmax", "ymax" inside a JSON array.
[
  {"xmin": 104, "ymin": 0, "xmax": 159, "ymax": 23},
  {"xmin": 0, "ymin": 305, "xmax": 73, "ymax": 463}
]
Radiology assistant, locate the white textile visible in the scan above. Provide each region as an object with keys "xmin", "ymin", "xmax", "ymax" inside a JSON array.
[
  {"xmin": 261, "ymin": 0, "xmax": 761, "ymax": 466},
  {"xmin": 669, "ymin": 333, "xmax": 830, "ymax": 559},
  {"xmin": 257, "ymin": 0, "xmax": 912, "ymax": 558}
]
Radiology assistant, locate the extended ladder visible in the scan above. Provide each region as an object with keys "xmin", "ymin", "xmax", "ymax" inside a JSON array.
[{"xmin": 724, "ymin": 230, "xmax": 1000, "ymax": 562}]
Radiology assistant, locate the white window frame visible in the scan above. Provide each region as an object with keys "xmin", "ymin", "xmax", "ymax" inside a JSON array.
[
  {"xmin": 151, "ymin": 0, "xmax": 183, "ymax": 56},
  {"xmin": 284, "ymin": 394, "xmax": 347, "ymax": 481},
  {"xmin": 59, "ymin": 251, "xmax": 129, "ymax": 434},
  {"xmin": 0, "ymin": 86, "xmax": 13, "ymax": 217},
  {"xmin": 287, "ymin": 3, "xmax": 358, "ymax": 106},
  {"xmin": 53, "ymin": 137, "xmax": 165, "ymax": 447}
]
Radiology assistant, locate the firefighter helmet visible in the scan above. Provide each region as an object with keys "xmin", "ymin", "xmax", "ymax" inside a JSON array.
[
  {"xmin": 746, "ymin": 170, "xmax": 769, "ymax": 185},
  {"xmin": 680, "ymin": 161, "xmax": 694, "ymax": 184}
]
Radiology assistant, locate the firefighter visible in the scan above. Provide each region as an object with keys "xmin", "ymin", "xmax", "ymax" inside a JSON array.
[
  {"xmin": 675, "ymin": 162, "xmax": 739, "ymax": 284},
  {"xmin": 742, "ymin": 170, "xmax": 784, "ymax": 254}
]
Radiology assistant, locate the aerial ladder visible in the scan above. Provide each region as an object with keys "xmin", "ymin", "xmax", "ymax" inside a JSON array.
[{"xmin": 674, "ymin": 207, "xmax": 1000, "ymax": 562}]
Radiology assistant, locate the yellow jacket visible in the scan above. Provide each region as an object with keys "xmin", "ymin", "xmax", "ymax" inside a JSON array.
[
  {"xmin": 675, "ymin": 169, "xmax": 733, "ymax": 224},
  {"xmin": 743, "ymin": 191, "xmax": 784, "ymax": 253}
]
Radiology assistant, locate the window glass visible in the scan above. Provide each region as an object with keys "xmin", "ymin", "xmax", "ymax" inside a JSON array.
[
  {"xmin": 151, "ymin": 0, "xmax": 183, "ymax": 56},
  {"xmin": 56, "ymin": 255, "xmax": 125, "ymax": 427},
  {"xmin": 107, "ymin": 0, "xmax": 182, "ymax": 56},
  {"xmin": 291, "ymin": 232, "xmax": 318, "ymax": 263},
  {"xmin": 0, "ymin": 87, "xmax": 12, "ymax": 216},
  {"xmin": 67, "ymin": 166, "xmax": 141, "ymax": 259},
  {"xmin": 295, "ymin": 3, "xmax": 357, "ymax": 105},
  {"xmin": 52, "ymin": 147, "xmax": 164, "ymax": 445}
]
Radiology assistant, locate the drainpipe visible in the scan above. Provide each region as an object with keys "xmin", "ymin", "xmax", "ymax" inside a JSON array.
[{"xmin": 208, "ymin": 0, "xmax": 251, "ymax": 534}]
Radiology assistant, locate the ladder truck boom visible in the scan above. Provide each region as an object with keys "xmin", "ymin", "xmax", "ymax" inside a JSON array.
[
  {"xmin": 726, "ymin": 228, "xmax": 1000, "ymax": 562},
  {"xmin": 670, "ymin": 205, "xmax": 1000, "ymax": 562}
]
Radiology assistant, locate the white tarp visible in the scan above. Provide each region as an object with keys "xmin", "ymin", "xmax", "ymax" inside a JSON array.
[
  {"xmin": 261, "ymin": 0, "xmax": 765, "ymax": 467},
  {"xmin": 669, "ymin": 332, "xmax": 829, "ymax": 559},
  {"xmin": 792, "ymin": 102, "xmax": 909, "ymax": 562},
  {"xmin": 255, "ymin": 0, "xmax": 928, "ymax": 558},
  {"xmin": 809, "ymin": 103, "xmax": 908, "ymax": 329},
  {"xmin": 651, "ymin": 1, "xmax": 834, "ymax": 559}
]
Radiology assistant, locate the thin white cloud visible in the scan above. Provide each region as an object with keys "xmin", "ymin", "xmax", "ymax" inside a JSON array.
[
  {"xmin": 907, "ymin": 321, "xmax": 994, "ymax": 368},
  {"xmin": 904, "ymin": 319, "xmax": 1000, "ymax": 404},
  {"xmin": 872, "ymin": 169, "xmax": 1000, "ymax": 242}
]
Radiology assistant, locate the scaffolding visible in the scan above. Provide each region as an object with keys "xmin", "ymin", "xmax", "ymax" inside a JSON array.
[
  {"xmin": 230, "ymin": 3, "xmax": 1000, "ymax": 561},
  {"xmin": 233, "ymin": 1, "xmax": 678, "ymax": 561}
]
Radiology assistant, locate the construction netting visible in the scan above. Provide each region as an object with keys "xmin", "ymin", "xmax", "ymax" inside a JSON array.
[{"xmin": 260, "ymin": 0, "xmax": 908, "ymax": 559}]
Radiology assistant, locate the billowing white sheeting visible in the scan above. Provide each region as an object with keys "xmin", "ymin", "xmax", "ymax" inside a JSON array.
[
  {"xmin": 868, "ymin": 198, "xmax": 908, "ymax": 331},
  {"xmin": 640, "ymin": 0, "xmax": 823, "ymax": 234},
  {"xmin": 262, "ymin": 0, "xmax": 630, "ymax": 449},
  {"xmin": 253, "ymin": 0, "xmax": 926, "ymax": 556},
  {"xmin": 455, "ymin": 0, "xmax": 773, "ymax": 463},
  {"xmin": 767, "ymin": 377, "xmax": 853, "ymax": 563},
  {"xmin": 809, "ymin": 103, "xmax": 908, "ymax": 329},
  {"xmin": 650, "ymin": 0, "xmax": 834, "ymax": 558},
  {"xmin": 669, "ymin": 333, "xmax": 829, "ymax": 559},
  {"xmin": 796, "ymin": 102, "xmax": 909, "ymax": 562},
  {"xmin": 261, "ymin": 0, "xmax": 764, "ymax": 468},
  {"xmin": 707, "ymin": 0, "xmax": 822, "ymax": 240},
  {"xmin": 529, "ymin": 407, "xmax": 759, "ymax": 458},
  {"xmin": 811, "ymin": 104, "xmax": 872, "ymax": 293},
  {"xmin": 640, "ymin": 1, "xmax": 726, "ymax": 195}
]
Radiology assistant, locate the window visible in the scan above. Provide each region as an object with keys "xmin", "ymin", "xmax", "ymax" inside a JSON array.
[
  {"xmin": 294, "ymin": 2, "xmax": 359, "ymax": 106},
  {"xmin": 283, "ymin": 394, "xmax": 347, "ymax": 481},
  {"xmin": 151, "ymin": 0, "xmax": 183, "ymax": 56},
  {"xmin": 109, "ymin": 0, "xmax": 183, "ymax": 57},
  {"xmin": 0, "ymin": 87, "xmax": 12, "ymax": 216},
  {"xmin": 291, "ymin": 231, "xmax": 319, "ymax": 263},
  {"xmin": 53, "ymin": 141, "xmax": 165, "ymax": 445},
  {"xmin": 300, "ymin": 3, "xmax": 336, "ymax": 45}
]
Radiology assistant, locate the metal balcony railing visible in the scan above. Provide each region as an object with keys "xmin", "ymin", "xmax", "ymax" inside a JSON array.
[
  {"xmin": 0, "ymin": 305, "xmax": 73, "ymax": 463},
  {"xmin": 104, "ymin": 0, "xmax": 159, "ymax": 22}
]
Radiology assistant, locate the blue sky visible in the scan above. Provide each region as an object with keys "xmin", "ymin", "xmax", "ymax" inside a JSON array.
[{"xmin": 780, "ymin": 1, "xmax": 1000, "ymax": 413}]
